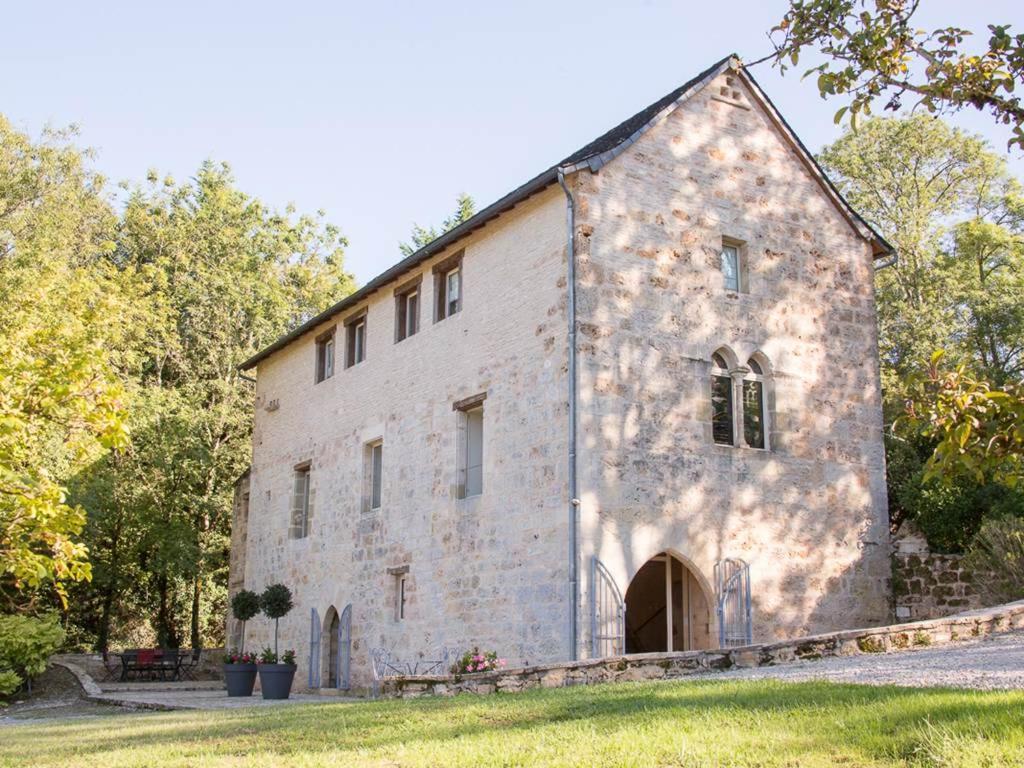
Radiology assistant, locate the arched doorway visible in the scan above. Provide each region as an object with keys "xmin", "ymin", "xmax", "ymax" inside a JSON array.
[
  {"xmin": 625, "ymin": 552, "xmax": 712, "ymax": 653},
  {"xmin": 327, "ymin": 610, "xmax": 340, "ymax": 687}
]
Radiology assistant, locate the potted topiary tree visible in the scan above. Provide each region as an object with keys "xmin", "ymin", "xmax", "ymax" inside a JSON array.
[
  {"xmin": 223, "ymin": 589, "xmax": 260, "ymax": 697},
  {"xmin": 256, "ymin": 583, "xmax": 296, "ymax": 699}
]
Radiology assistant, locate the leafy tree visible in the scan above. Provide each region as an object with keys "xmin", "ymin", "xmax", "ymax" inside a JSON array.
[
  {"xmin": 0, "ymin": 116, "xmax": 132, "ymax": 611},
  {"xmin": 819, "ymin": 116, "xmax": 1024, "ymax": 545},
  {"xmin": 964, "ymin": 516, "xmax": 1024, "ymax": 604},
  {"xmin": 71, "ymin": 162, "xmax": 354, "ymax": 649},
  {"xmin": 818, "ymin": 116, "xmax": 1020, "ymax": 400},
  {"xmin": 755, "ymin": 0, "xmax": 1024, "ymax": 149},
  {"xmin": 399, "ymin": 193, "xmax": 475, "ymax": 256},
  {"xmin": 904, "ymin": 353, "xmax": 1024, "ymax": 489}
]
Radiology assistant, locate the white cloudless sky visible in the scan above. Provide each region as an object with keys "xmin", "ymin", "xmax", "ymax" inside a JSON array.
[{"xmin": 2, "ymin": 1, "xmax": 1021, "ymax": 284}]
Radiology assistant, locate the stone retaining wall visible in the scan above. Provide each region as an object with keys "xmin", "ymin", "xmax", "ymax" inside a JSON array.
[
  {"xmin": 891, "ymin": 529, "xmax": 982, "ymax": 621},
  {"xmin": 380, "ymin": 601, "xmax": 1024, "ymax": 698}
]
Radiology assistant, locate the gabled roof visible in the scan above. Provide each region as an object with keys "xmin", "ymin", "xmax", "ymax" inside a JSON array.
[{"xmin": 240, "ymin": 54, "xmax": 892, "ymax": 371}]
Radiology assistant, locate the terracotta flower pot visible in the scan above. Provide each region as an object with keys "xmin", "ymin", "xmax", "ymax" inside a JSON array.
[
  {"xmin": 258, "ymin": 663, "xmax": 296, "ymax": 700},
  {"xmin": 223, "ymin": 663, "xmax": 257, "ymax": 697}
]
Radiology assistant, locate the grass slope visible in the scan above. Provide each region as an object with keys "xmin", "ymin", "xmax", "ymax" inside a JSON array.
[{"xmin": 3, "ymin": 679, "xmax": 1023, "ymax": 767}]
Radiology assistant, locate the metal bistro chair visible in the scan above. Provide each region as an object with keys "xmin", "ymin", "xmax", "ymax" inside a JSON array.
[
  {"xmin": 158, "ymin": 648, "xmax": 179, "ymax": 681},
  {"xmin": 178, "ymin": 648, "xmax": 202, "ymax": 681},
  {"xmin": 99, "ymin": 651, "xmax": 122, "ymax": 682}
]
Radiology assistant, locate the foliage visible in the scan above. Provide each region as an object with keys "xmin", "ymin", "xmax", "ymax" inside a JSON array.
[
  {"xmin": 399, "ymin": 193, "xmax": 475, "ymax": 256},
  {"xmin": 67, "ymin": 161, "xmax": 353, "ymax": 650},
  {"xmin": 0, "ymin": 669, "xmax": 19, "ymax": 698},
  {"xmin": 5, "ymin": 680, "xmax": 1024, "ymax": 766},
  {"xmin": 819, "ymin": 116, "xmax": 1024, "ymax": 547},
  {"xmin": 0, "ymin": 614, "xmax": 65, "ymax": 690},
  {"xmin": 258, "ymin": 584, "xmax": 293, "ymax": 620},
  {"xmin": 758, "ymin": 0, "xmax": 1024, "ymax": 149},
  {"xmin": 0, "ymin": 116, "xmax": 132, "ymax": 610},
  {"xmin": 904, "ymin": 353, "xmax": 1024, "ymax": 488},
  {"xmin": 451, "ymin": 647, "xmax": 505, "ymax": 675},
  {"xmin": 964, "ymin": 516, "xmax": 1024, "ymax": 605},
  {"xmin": 257, "ymin": 646, "xmax": 294, "ymax": 665},
  {"xmin": 230, "ymin": 590, "xmax": 260, "ymax": 622},
  {"xmin": 224, "ymin": 650, "xmax": 255, "ymax": 665}
]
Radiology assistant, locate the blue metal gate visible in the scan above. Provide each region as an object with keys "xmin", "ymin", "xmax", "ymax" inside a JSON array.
[
  {"xmin": 590, "ymin": 556, "xmax": 625, "ymax": 657},
  {"xmin": 715, "ymin": 558, "xmax": 752, "ymax": 647},
  {"xmin": 308, "ymin": 607, "xmax": 321, "ymax": 688},
  {"xmin": 337, "ymin": 603, "xmax": 352, "ymax": 690}
]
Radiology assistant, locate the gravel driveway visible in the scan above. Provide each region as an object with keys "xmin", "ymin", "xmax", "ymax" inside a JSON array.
[{"xmin": 692, "ymin": 631, "xmax": 1024, "ymax": 690}]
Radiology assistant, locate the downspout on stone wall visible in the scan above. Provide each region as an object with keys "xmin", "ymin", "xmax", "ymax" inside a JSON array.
[{"xmin": 557, "ymin": 167, "xmax": 579, "ymax": 661}]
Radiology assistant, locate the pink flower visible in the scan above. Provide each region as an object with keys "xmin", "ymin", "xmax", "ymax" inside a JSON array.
[{"xmin": 498, "ymin": 659, "xmax": 507, "ymax": 666}]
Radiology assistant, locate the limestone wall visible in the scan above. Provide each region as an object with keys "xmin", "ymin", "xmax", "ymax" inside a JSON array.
[
  {"xmin": 241, "ymin": 186, "xmax": 571, "ymax": 688},
  {"xmin": 573, "ymin": 68, "xmax": 891, "ymax": 652},
  {"xmin": 892, "ymin": 532, "xmax": 982, "ymax": 621}
]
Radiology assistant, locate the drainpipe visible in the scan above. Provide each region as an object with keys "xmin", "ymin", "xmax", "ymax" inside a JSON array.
[{"xmin": 557, "ymin": 167, "xmax": 579, "ymax": 661}]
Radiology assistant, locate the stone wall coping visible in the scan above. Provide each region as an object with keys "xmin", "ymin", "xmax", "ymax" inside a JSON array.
[
  {"xmin": 51, "ymin": 656, "xmax": 103, "ymax": 697},
  {"xmin": 382, "ymin": 600, "xmax": 1024, "ymax": 694}
]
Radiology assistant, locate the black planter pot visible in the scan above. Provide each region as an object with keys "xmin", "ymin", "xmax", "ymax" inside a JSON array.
[
  {"xmin": 258, "ymin": 663, "xmax": 296, "ymax": 700},
  {"xmin": 223, "ymin": 663, "xmax": 257, "ymax": 697}
]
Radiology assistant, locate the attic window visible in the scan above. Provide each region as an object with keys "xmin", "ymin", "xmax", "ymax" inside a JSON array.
[{"xmin": 433, "ymin": 251, "xmax": 464, "ymax": 322}]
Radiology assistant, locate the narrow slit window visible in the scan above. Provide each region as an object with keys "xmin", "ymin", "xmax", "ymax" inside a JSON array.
[
  {"xmin": 370, "ymin": 441, "xmax": 383, "ymax": 510},
  {"xmin": 465, "ymin": 406, "xmax": 483, "ymax": 497},
  {"xmin": 290, "ymin": 465, "xmax": 312, "ymax": 539}
]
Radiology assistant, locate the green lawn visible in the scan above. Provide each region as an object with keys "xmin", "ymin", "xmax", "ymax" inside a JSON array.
[{"xmin": 3, "ymin": 679, "xmax": 1023, "ymax": 768}]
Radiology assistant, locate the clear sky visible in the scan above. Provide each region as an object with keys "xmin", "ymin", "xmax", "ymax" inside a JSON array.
[{"xmin": 3, "ymin": 1, "xmax": 1021, "ymax": 284}]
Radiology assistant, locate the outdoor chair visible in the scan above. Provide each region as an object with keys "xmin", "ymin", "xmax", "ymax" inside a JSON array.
[
  {"xmin": 135, "ymin": 648, "xmax": 156, "ymax": 680},
  {"xmin": 99, "ymin": 651, "xmax": 121, "ymax": 682},
  {"xmin": 178, "ymin": 648, "xmax": 202, "ymax": 681},
  {"xmin": 158, "ymin": 648, "xmax": 179, "ymax": 681}
]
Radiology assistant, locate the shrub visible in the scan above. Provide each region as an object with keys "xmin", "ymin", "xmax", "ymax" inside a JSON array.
[
  {"xmin": 964, "ymin": 517, "xmax": 1024, "ymax": 605},
  {"xmin": 0, "ymin": 670, "xmax": 21, "ymax": 698},
  {"xmin": 225, "ymin": 650, "xmax": 256, "ymax": 665},
  {"xmin": 230, "ymin": 589, "xmax": 261, "ymax": 652},
  {"xmin": 0, "ymin": 614, "xmax": 65, "ymax": 694},
  {"xmin": 259, "ymin": 584, "xmax": 293, "ymax": 658}
]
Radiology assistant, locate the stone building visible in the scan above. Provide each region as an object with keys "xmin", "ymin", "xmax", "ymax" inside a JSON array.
[{"xmin": 230, "ymin": 54, "xmax": 893, "ymax": 690}]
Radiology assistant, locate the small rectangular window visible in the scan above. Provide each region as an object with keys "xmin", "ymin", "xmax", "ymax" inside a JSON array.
[
  {"xmin": 315, "ymin": 329, "xmax": 336, "ymax": 383},
  {"xmin": 290, "ymin": 465, "xmax": 312, "ymax": 539},
  {"xmin": 464, "ymin": 406, "xmax": 483, "ymax": 497},
  {"xmin": 434, "ymin": 251, "xmax": 464, "ymax": 322},
  {"xmin": 370, "ymin": 441, "xmax": 383, "ymax": 510},
  {"xmin": 345, "ymin": 313, "xmax": 366, "ymax": 367},
  {"xmin": 395, "ymin": 278, "xmax": 421, "ymax": 343},
  {"xmin": 711, "ymin": 375, "xmax": 734, "ymax": 446},
  {"xmin": 743, "ymin": 379, "xmax": 765, "ymax": 449},
  {"xmin": 721, "ymin": 244, "xmax": 740, "ymax": 292},
  {"xmin": 397, "ymin": 575, "xmax": 407, "ymax": 620}
]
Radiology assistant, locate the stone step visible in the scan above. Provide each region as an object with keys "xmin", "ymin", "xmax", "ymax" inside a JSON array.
[{"xmin": 99, "ymin": 680, "xmax": 224, "ymax": 693}]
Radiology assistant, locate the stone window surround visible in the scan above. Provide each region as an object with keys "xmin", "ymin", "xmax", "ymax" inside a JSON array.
[
  {"xmin": 289, "ymin": 460, "xmax": 313, "ymax": 540},
  {"xmin": 710, "ymin": 350, "xmax": 771, "ymax": 451},
  {"xmin": 433, "ymin": 250, "xmax": 464, "ymax": 323},
  {"xmin": 343, "ymin": 309, "xmax": 368, "ymax": 368},
  {"xmin": 453, "ymin": 391, "xmax": 486, "ymax": 500},
  {"xmin": 387, "ymin": 565, "xmax": 410, "ymax": 622},
  {"xmin": 720, "ymin": 236, "xmax": 748, "ymax": 295},
  {"xmin": 393, "ymin": 274, "xmax": 423, "ymax": 344},
  {"xmin": 314, "ymin": 325, "xmax": 337, "ymax": 384},
  {"xmin": 361, "ymin": 438, "xmax": 384, "ymax": 513}
]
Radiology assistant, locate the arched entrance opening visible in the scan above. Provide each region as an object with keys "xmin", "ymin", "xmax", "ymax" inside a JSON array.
[
  {"xmin": 321, "ymin": 606, "xmax": 340, "ymax": 688},
  {"xmin": 624, "ymin": 552, "xmax": 712, "ymax": 653}
]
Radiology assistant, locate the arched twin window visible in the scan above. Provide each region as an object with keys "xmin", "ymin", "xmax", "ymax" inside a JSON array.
[{"xmin": 710, "ymin": 349, "xmax": 770, "ymax": 449}]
